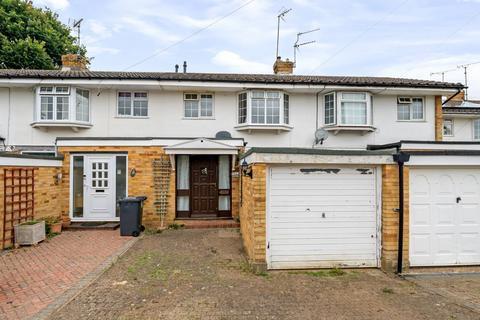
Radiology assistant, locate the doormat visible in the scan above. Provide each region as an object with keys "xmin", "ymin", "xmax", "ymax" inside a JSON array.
[{"xmin": 81, "ymin": 222, "xmax": 109, "ymax": 227}]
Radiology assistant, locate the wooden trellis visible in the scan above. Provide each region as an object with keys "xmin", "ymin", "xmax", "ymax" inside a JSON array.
[
  {"xmin": 153, "ymin": 156, "xmax": 171, "ymax": 227},
  {"xmin": 3, "ymin": 168, "xmax": 35, "ymax": 249}
]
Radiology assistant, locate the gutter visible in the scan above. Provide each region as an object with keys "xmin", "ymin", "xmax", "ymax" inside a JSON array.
[{"xmin": 392, "ymin": 151, "xmax": 410, "ymax": 274}]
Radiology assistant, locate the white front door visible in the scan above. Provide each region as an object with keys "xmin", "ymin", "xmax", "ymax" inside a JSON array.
[
  {"xmin": 84, "ymin": 155, "xmax": 116, "ymax": 220},
  {"xmin": 410, "ymin": 168, "xmax": 480, "ymax": 266},
  {"xmin": 267, "ymin": 165, "xmax": 379, "ymax": 270}
]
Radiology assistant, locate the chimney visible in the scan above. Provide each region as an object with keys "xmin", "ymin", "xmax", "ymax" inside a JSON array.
[
  {"xmin": 273, "ymin": 56, "xmax": 294, "ymax": 75},
  {"xmin": 183, "ymin": 61, "xmax": 187, "ymax": 73},
  {"xmin": 175, "ymin": 64, "xmax": 179, "ymax": 73},
  {"xmin": 447, "ymin": 90, "xmax": 465, "ymax": 102},
  {"xmin": 61, "ymin": 54, "xmax": 88, "ymax": 71}
]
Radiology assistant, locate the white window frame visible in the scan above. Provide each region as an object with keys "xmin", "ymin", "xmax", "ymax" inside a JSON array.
[
  {"xmin": 443, "ymin": 119, "xmax": 454, "ymax": 137},
  {"xmin": 323, "ymin": 92, "xmax": 372, "ymax": 126},
  {"xmin": 35, "ymin": 86, "xmax": 91, "ymax": 124},
  {"xmin": 183, "ymin": 93, "xmax": 215, "ymax": 119},
  {"xmin": 473, "ymin": 119, "xmax": 480, "ymax": 140},
  {"xmin": 324, "ymin": 92, "xmax": 337, "ymax": 125},
  {"xmin": 116, "ymin": 91, "xmax": 149, "ymax": 118},
  {"xmin": 237, "ymin": 90, "xmax": 289, "ymax": 126},
  {"xmin": 396, "ymin": 97, "xmax": 425, "ymax": 122}
]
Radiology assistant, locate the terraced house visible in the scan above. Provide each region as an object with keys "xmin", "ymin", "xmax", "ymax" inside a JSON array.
[{"xmin": 1, "ymin": 55, "xmax": 479, "ymax": 273}]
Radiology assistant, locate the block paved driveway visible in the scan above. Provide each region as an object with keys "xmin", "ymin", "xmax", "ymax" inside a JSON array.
[
  {"xmin": 0, "ymin": 230, "xmax": 135, "ymax": 320},
  {"xmin": 49, "ymin": 229, "xmax": 480, "ymax": 320}
]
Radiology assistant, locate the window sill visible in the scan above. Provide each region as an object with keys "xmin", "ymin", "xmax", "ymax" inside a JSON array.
[
  {"xmin": 323, "ymin": 125, "xmax": 376, "ymax": 135},
  {"xmin": 114, "ymin": 116, "xmax": 150, "ymax": 119},
  {"xmin": 182, "ymin": 117, "xmax": 216, "ymax": 120},
  {"xmin": 234, "ymin": 123, "xmax": 293, "ymax": 133},
  {"xmin": 31, "ymin": 121, "xmax": 92, "ymax": 132}
]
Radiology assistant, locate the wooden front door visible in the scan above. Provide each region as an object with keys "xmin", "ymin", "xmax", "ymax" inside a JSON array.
[{"xmin": 190, "ymin": 156, "xmax": 218, "ymax": 217}]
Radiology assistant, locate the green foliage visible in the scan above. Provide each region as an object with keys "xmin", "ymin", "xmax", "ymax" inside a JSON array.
[
  {"xmin": 0, "ymin": 0, "xmax": 87, "ymax": 69},
  {"xmin": 288, "ymin": 268, "xmax": 347, "ymax": 278}
]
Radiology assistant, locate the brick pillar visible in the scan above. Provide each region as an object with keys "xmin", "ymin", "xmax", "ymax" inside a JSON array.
[
  {"xmin": 435, "ymin": 95, "xmax": 443, "ymax": 141},
  {"xmin": 381, "ymin": 164, "xmax": 410, "ymax": 272}
]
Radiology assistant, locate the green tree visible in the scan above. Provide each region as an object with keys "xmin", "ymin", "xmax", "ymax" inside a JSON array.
[{"xmin": 0, "ymin": 0, "xmax": 87, "ymax": 69}]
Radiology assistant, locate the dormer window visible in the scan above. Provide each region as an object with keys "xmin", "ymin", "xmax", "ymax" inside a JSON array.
[
  {"xmin": 323, "ymin": 92, "xmax": 375, "ymax": 134},
  {"xmin": 33, "ymin": 86, "xmax": 91, "ymax": 130},
  {"xmin": 236, "ymin": 90, "xmax": 291, "ymax": 132}
]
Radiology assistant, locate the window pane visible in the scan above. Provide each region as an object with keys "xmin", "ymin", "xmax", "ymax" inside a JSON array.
[
  {"xmin": 411, "ymin": 98, "xmax": 424, "ymax": 120},
  {"xmin": 342, "ymin": 93, "xmax": 366, "ymax": 100},
  {"xmin": 218, "ymin": 155, "xmax": 230, "ymax": 189},
  {"xmin": 443, "ymin": 120, "xmax": 453, "ymax": 136},
  {"xmin": 397, "ymin": 104, "xmax": 410, "ymax": 120},
  {"xmin": 76, "ymin": 89, "xmax": 90, "ymax": 122},
  {"xmin": 266, "ymin": 96, "xmax": 280, "ymax": 124},
  {"xmin": 200, "ymin": 95, "xmax": 213, "ymax": 117},
  {"xmin": 251, "ymin": 97, "xmax": 266, "ymax": 124},
  {"xmin": 118, "ymin": 92, "xmax": 132, "ymax": 116},
  {"xmin": 177, "ymin": 196, "xmax": 189, "ymax": 211},
  {"xmin": 238, "ymin": 93, "xmax": 247, "ymax": 123},
  {"xmin": 218, "ymin": 196, "xmax": 230, "ymax": 210},
  {"xmin": 251, "ymin": 91, "xmax": 264, "ymax": 98},
  {"xmin": 341, "ymin": 101, "xmax": 367, "ymax": 125},
  {"xmin": 73, "ymin": 156, "xmax": 84, "ymax": 218},
  {"xmin": 40, "ymin": 86, "xmax": 53, "ymax": 93},
  {"xmin": 324, "ymin": 93, "xmax": 335, "ymax": 125},
  {"xmin": 56, "ymin": 96, "xmax": 69, "ymax": 120},
  {"xmin": 55, "ymin": 86, "xmax": 69, "ymax": 94},
  {"xmin": 115, "ymin": 156, "xmax": 127, "ymax": 217},
  {"xmin": 40, "ymin": 96, "xmax": 54, "ymax": 120},
  {"xmin": 284, "ymin": 94, "xmax": 289, "ymax": 124},
  {"xmin": 184, "ymin": 100, "xmax": 199, "ymax": 117},
  {"xmin": 133, "ymin": 100, "xmax": 148, "ymax": 116},
  {"xmin": 177, "ymin": 155, "xmax": 189, "ymax": 190},
  {"xmin": 474, "ymin": 120, "xmax": 480, "ymax": 140}
]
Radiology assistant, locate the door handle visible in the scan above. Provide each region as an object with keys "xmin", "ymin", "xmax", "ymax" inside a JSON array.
[{"xmin": 456, "ymin": 197, "xmax": 462, "ymax": 203}]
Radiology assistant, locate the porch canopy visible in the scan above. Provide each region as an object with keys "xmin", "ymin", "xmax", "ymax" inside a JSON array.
[{"xmin": 164, "ymin": 138, "xmax": 239, "ymax": 169}]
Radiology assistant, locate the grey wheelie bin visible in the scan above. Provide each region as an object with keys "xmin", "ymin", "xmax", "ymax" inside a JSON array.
[{"xmin": 118, "ymin": 196, "xmax": 147, "ymax": 237}]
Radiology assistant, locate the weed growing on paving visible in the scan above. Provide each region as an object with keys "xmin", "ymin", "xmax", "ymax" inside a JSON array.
[
  {"xmin": 289, "ymin": 268, "xmax": 347, "ymax": 278},
  {"xmin": 382, "ymin": 287, "xmax": 395, "ymax": 294}
]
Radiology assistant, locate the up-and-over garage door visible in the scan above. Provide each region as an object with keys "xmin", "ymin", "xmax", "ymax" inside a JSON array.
[
  {"xmin": 267, "ymin": 166, "xmax": 379, "ymax": 270},
  {"xmin": 410, "ymin": 168, "xmax": 480, "ymax": 266}
]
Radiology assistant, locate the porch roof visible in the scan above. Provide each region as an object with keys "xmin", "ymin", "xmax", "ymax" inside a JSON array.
[{"xmin": 164, "ymin": 138, "xmax": 239, "ymax": 155}]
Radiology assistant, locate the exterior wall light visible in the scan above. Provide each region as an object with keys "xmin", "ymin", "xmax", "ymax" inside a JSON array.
[{"xmin": 241, "ymin": 159, "xmax": 252, "ymax": 178}]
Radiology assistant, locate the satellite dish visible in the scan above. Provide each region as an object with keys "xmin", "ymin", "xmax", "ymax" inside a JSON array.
[
  {"xmin": 215, "ymin": 131, "xmax": 232, "ymax": 139},
  {"xmin": 314, "ymin": 128, "xmax": 328, "ymax": 145}
]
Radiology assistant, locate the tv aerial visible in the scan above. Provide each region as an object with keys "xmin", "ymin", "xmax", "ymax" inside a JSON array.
[
  {"xmin": 293, "ymin": 28, "xmax": 320, "ymax": 67},
  {"xmin": 72, "ymin": 18, "xmax": 84, "ymax": 53}
]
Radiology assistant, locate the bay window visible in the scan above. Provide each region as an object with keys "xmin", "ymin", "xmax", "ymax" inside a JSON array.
[
  {"xmin": 35, "ymin": 86, "xmax": 91, "ymax": 127},
  {"xmin": 236, "ymin": 90, "xmax": 291, "ymax": 130},
  {"xmin": 323, "ymin": 92, "xmax": 373, "ymax": 129}
]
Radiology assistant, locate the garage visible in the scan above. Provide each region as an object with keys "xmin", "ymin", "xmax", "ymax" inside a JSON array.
[
  {"xmin": 267, "ymin": 165, "xmax": 380, "ymax": 269},
  {"xmin": 410, "ymin": 168, "xmax": 480, "ymax": 266}
]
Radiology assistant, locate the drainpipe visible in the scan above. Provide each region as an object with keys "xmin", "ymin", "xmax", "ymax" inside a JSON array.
[
  {"xmin": 442, "ymin": 88, "xmax": 463, "ymax": 106},
  {"xmin": 393, "ymin": 152, "xmax": 410, "ymax": 274}
]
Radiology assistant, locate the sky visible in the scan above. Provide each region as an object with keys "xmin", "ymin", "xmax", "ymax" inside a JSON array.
[{"xmin": 34, "ymin": 0, "xmax": 480, "ymax": 99}]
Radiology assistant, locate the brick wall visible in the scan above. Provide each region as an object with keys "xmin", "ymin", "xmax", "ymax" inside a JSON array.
[
  {"xmin": 239, "ymin": 164, "xmax": 267, "ymax": 267},
  {"xmin": 435, "ymin": 95, "xmax": 443, "ymax": 141},
  {"xmin": 381, "ymin": 164, "xmax": 410, "ymax": 272},
  {"xmin": 58, "ymin": 146, "xmax": 175, "ymax": 227},
  {"xmin": 0, "ymin": 166, "xmax": 63, "ymax": 248},
  {"xmin": 58, "ymin": 146, "xmax": 241, "ymax": 227}
]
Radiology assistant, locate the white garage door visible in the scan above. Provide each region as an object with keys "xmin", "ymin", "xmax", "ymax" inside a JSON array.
[
  {"xmin": 267, "ymin": 166, "xmax": 379, "ymax": 269},
  {"xmin": 410, "ymin": 168, "xmax": 480, "ymax": 266}
]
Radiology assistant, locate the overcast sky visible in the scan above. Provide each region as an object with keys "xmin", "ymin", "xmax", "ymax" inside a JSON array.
[{"xmin": 34, "ymin": 0, "xmax": 480, "ymax": 98}]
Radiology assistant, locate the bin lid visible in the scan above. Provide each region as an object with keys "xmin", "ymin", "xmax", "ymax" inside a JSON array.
[{"xmin": 118, "ymin": 197, "xmax": 144, "ymax": 203}]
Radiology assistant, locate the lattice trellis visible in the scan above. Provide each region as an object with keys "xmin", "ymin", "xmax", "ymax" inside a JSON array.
[
  {"xmin": 3, "ymin": 168, "xmax": 35, "ymax": 248},
  {"xmin": 153, "ymin": 156, "xmax": 171, "ymax": 227}
]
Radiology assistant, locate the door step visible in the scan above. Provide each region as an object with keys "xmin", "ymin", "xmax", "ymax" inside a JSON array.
[
  {"xmin": 67, "ymin": 222, "xmax": 120, "ymax": 230},
  {"xmin": 175, "ymin": 219, "xmax": 240, "ymax": 229}
]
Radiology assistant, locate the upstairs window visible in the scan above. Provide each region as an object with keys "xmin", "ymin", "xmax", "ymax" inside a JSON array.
[
  {"xmin": 117, "ymin": 92, "xmax": 148, "ymax": 117},
  {"xmin": 443, "ymin": 119, "xmax": 453, "ymax": 137},
  {"xmin": 237, "ymin": 91, "xmax": 289, "ymax": 126},
  {"xmin": 397, "ymin": 97, "xmax": 424, "ymax": 121},
  {"xmin": 184, "ymin": 93, "xmax": 213, "ymax": 118},
  {"xmin": 36, "ymin": 86, "xmax": 89, "ymax": 123},
  {"xmin": 323, "ymin": 92, "xmax": 372, "ymax": 126}
]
